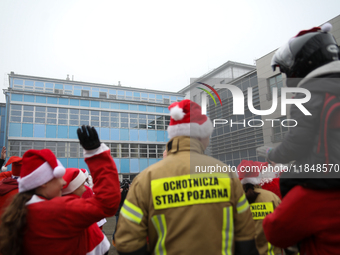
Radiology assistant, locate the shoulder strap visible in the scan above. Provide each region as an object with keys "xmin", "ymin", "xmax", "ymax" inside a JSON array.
[{"xmin": 317, "ymin": 93, "xmax": 340, "ymax": 165}]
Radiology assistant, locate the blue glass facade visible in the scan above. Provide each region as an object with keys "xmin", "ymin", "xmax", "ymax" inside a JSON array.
[{"xmin": 5, "ymin": 74, "xmax": 184, "ymax": 175}]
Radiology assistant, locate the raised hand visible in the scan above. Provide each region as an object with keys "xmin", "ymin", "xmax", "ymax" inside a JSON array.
[{"xmin": 77, "ymin": 125, "xmax": 101, "ymax": 150}]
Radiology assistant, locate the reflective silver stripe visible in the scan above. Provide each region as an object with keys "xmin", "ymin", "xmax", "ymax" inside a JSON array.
[
  {"xmin": 151, "ymin": 214, "xmax": 167, "ymax": 255},
  {"xmin": 267, "ymin": 242, "xmax": 274, "ymax": 255},
  {"xmin": 236, "ymin": 194, "xmax": 249, "ymax": 214},
  {"xmin": 122, "ymin": 203, "xmax": 143, "ymax": 219},
  {"xmin": 237, "ymin": 197, "xmax": 247, "ymax": 208},
  {"xmin": 222, "ymin": 207, "xmax": 233, "ymax": 255}
]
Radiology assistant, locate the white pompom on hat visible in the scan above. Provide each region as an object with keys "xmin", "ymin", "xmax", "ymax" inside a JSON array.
[
  {"xmin": 167, "ymin": 99, "xmax": 213, "ymax": 139},
  {"xmin": 18, "ymin": 149, "xmax": 65, "ymax": 193},
  {"xmin": 62, "ymin": 168, "xmax": 87, "ymax": 195}
]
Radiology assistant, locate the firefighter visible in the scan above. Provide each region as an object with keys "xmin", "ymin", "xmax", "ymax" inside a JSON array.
[{"xmin": 115, "ymin": 99, "xmax": 258, "ymax": 255}]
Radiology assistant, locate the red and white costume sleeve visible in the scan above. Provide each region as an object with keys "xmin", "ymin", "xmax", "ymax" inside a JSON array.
[
  {"xmin": 263, "ymin": 185, "xmax": 340, "ymax": 255},
  {"xmin": 23, "ymin": 144, "xmax": 121, "ymax": 255},
  {"xmin": 0, "ymin": 171, "xmax": 12, "ymax": 181}
]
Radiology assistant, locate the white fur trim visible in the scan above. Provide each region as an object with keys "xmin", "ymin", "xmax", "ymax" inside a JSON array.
[
  {"xmin": 62, "ymin": 170, "xmax": 87, "ymax": 195},
  {"xmin": 87, "ymin": 234, "xmax": 110, "ymax": 255},
  {"xmin": 170, "ymin": 105, "xmax": 185, "ymax": 121},
  {"xmin": 97, "ymin": 218, "xmax": 107, "ymax": 228},
  {"xmin": 18, "ymin": 161, "xmax": 55, "ymax": 193},
  {"xmin": 241, "ymin": 166, "xmax": 279, "ymax": 186},
  {"xmin": 259, "ymin": 170, "xmax": 277, "ymax": 180},
  {"xmin": 241, "ymin": 177, "xmax": 261, "ymax": 186},
  {"xmin": 26, "ymin": 194, "xmax": 45, "ymax": 205},
  {"xmin": 167, "ymin": 118, "xmax": 213, "ymax": 139},
  {"xmin": 83, "ymin": 143, "xmax": 109, "ymax": 158},
  {"xmin": 321, "ymin": 23, "xmax": 332, "ymax": 32}
]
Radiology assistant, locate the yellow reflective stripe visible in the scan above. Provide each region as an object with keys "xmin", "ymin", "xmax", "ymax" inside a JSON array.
[
  {"xmin": 151, "ymin": 214, "xmax": 167, "ymax": 255},
  {"xmin": 267, "ymin": 242, "xmax": 274, "ymax": 255},
  {"xmin": 222, "ymin": 207, "xmax": 233, "ymax": 255},
  {"xmin": 120, "ymin": 200, "xmax": 143, "ymax": 224},
  {"xmin": 236, "ymin": 194, "xmax": 249, "ymax": 214},
  {"xmin": 124, "ymin": 200, "xmax": 143, "ymax": 215}
]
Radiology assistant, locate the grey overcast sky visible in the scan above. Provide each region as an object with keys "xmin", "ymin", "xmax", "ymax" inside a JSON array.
[{"xmin": 0, "ymin": 0, "xmax": 340, "ymax": 103}]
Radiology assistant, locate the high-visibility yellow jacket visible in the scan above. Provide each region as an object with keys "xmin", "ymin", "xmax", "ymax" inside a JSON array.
[{"xmin": 115, "ymin": 136, "xmax": 258, "ymax": 255}]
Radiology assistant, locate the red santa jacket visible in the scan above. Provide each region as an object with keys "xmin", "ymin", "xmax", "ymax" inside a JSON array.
[
  {"xmin": 23, "ymin": 144, "xmax": 121, "ymax": 255},
  {"xmin": 64, "ymin": 193, "xmax": 110, "ymax": 255},
  {"xmin": 263, "ymin": 185, "xmax": 340, "ymax": 255},
  {"xmin": 0, "ymin": 171, "xmax": 12, "ymax": 181}
]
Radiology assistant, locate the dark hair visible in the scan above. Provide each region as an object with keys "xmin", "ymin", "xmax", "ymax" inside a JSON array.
[
  {"xmin": 0, "ymin": 190, "xmax": 35, "ymax": 255},
  {"xmin": 243, "ymin": 184, "xmax": 260, "ymax": 204}
]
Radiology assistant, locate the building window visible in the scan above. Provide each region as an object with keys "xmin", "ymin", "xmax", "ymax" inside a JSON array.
[
  {"xmin": 69, "ymin": 109, "xmax": 79, "ymax": 126},
  {"xmin": 54, "ymin": 89, "xmax": 63, "ymax": 94},
  {"xmin": 8, "ymin": 104, "xmax": 170, "ymax": 130},
  {"xmin": 99, "ymin": 92, "xmax": 107, "ymax": 98},
  {"xmin": 267, "ymin": 74, "xmax": 283, "ymax": 100},
  {"xmin": 80, "ymin": 110, "xmax": 89, "ymax": 126},
  {"xmin": 147, "ymin": 115, "xmax": 155, "ymax": 130},
  {"xmin": 81, "ymin": 90, "xmax": 89, "ymax": 97},
  {"xmin": 10, "ymin": 105, "xmax": 22, "ymax": 122},
  {"xmin": 120, "ymin": 113, "xmax": 129, "ymax": 128},
  {"xmin": 8, "ymin": 140, "xmax": 167, "ymax": 159},
  {"xmin": 110, "ymin": 112, "xmax": 119, "ymax": 128},
  {"xmin": 47, "ymin": 107, "xmax": 57, "ymax": 124},
  {"xmin": 271, "ymin": 116, "xmax": 288, "ymax": 143},
  {"xmin": 35, "ymin": 106, "xmax": 46, "ymax": 124},
  {"xmin": 101, "ymin": 111, "xmax": 110, "ymax": 127},
  {"xmin": 23, "ymin": 105, "xmax": 34, "ymax": 123},
  {"xmin": 90, "ymin": 110, "xmax": 100, "ymax": 127},
  {"xmin": 129, "ymin": 113, "xmax": 138, "ymax": 129},
  {"xmin": 58, "ymin": 108, "xmax": 68, "ymax": 125}
]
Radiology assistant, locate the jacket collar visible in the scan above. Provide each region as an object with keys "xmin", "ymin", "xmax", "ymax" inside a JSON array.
[
  {"xmin": 298, "ymin": 60, "xmax": 340, "ymax": 87},
  {"xmin": 166, "ymin": 136, "xmax": 205, "ymax": 155}
]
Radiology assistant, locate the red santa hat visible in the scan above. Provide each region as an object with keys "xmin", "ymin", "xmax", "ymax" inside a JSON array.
[
  {"xmin": 167, "ymin": 99, "xmax": 213, "ymax": 139},
  {"xmin": 18, "ymin": 149, "xmax": 65, "ymax": 193},
  {"xmin": 62, "ymin": 168, "xmax": 87, "ymax": 195},
  {"xmin": 237, "ymin": 160, "xmax": 263, "ymax": 185},
  {"xmin": 289, "ymin": 23, "xmax": 332, "ymax": 43},
  {"xmin": 237, "ymin": 160, "xmax": 282, "ymax": 198},
  {"xmin": 237, "ymin": 160, "xmax": 277, "ymax": 185},
  {"xmin": 5, "ymin": 156, "xmax": 22, "ymax": 177}
]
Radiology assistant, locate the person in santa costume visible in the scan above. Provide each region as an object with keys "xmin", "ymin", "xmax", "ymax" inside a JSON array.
[
  {"xmin": 62, "ymin": 168, "xmax": 110, "ymax": 255},
  {"xmin": 237, "ymin": 160, "xmax": 282, "ymax": 255},
  {"xmin": 115, "ymin": 99, "xmax": 258, "ymax": 255},
  {"xmin": 0, "ymin": 156, "xmax": 22, "ymax": 219},
  {"xmin": 74, "ymin": 168, "xmax": 107, "ymax": 230},
  {"xmin": 0, "ymin": 125, "xmax": 120, "ymax": 255},
  {"xmin": 262, "ymin": 23, "xmax": 340, "ymax": 255}
]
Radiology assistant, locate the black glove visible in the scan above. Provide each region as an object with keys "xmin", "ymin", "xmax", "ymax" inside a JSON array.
[{"xmin": 77, "ymin": 125, "xmax": 101, "ymax": 150}]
